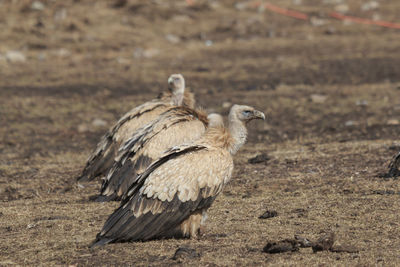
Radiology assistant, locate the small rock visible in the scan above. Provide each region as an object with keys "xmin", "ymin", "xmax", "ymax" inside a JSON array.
[
  {"xmin": 31, "ymin": 1, "xmax": 45, "ymax": 11},
  {"xmin": 77, "ymin": 124, "xmax": 89, "ymax": 133},
  {"xmin": 248, "ymin": 153, "xmax": 270, "ymax": 164},
  {"xmin": 387, "ymin": 119, "xmax": 399, "ymax": 125},
  {"xmin": 259, "ymin": 210, "xmax": 278, "ymax": 219},
  {"xmin": 54, "ymin": 48, "xmax": 71, "ymax": 58},
  {"xmin": 335, "ymin": 4, "xmax": 349, "ymax": 13},
  {"xmin": 172, "ymin": 246, "xmax": 200, "ymax": 261},
  {"xmin": 292, "ymin": 0, "xmax": 302, "ymax": 5},
  {"xmin": 310, "ymin": 94, "xmax": 327, "ymax": 103},
  {"xmin": 27, "ymin": 223, "xmax": 37, "ymax": 229},
  {"xmin": 222, "ymin": 102, "xmax": 232, "ymax": 108},
  {"xmin": 92, "ymin": 119, "xmax": 107, "ymax": 127},
  {"xmin": 205, "ymin": 40, "xmax": 213, "ymax": 47},
  {"xmin": 355, "ymin": 100, "xmax": 368, "ymax": 106},
  {"xmin": 165, "ymin": 34, "xmax": 181, "ymax": 44},
  {"xmin": 361, "ymin": 1, "xmax": 379, "ymax": 11},
  {"xmin": 310, "ymin": 17, "xmax": 327, "ymax": 27},
  {"xmin": 345, "ymin": 120, "xmax": 357, "ymax": 127},
  {"xmin": 263, "ymin": 239, "xmax": 299, "ymax": 254},
  {"xmin": 5, "ymin": 51, "xmax": 26, "ymax": 63},
  {"xmin": 235, "ymin": 2, "xmax": 249, "ymax": 11},
  {"xmin": 143, "ymin": 48, "xmax": 160, "ymax": 58},
  {"xmin": 312, "ymin": 232, "xmax": 335, "ymax": 252}
]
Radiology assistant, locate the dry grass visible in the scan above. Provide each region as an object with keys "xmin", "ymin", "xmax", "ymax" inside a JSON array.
[{"xmin": 1, "ymin": 0, "xmax": 400, "ymax": 265}]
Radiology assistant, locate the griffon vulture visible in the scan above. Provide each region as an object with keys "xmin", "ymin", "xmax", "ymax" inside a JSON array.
[
  {"xmin": 78, "ymin": 74, "xmax": 194, "ymax": 182},
  {"xmin": 96, "ymin": 107, "xmax": 223, "ymax": 202},
  {"xmin": 90, "ymin": 104, "xmax": 265, "ymax": 247}
]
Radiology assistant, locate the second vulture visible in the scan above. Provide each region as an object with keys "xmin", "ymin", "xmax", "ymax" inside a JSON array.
[{"xmin": 77, "ymin": 74, "xmax": 193, "ymax": 182}]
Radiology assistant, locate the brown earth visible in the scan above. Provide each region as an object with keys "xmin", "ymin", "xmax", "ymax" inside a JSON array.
[{"xmin": 1, "ymin": 0, "xmax": 400, "ymax": 266}]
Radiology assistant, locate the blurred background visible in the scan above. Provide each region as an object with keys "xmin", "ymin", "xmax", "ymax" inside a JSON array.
[{"xmin": 1, "ymin": 0, "xmax": 400, "ymax": 265}]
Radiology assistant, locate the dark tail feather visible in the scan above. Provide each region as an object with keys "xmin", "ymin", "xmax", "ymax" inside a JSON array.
[
  {"xmin": 77, "ymin": 173, "xmax": 92, "ymax": 182},
  {"xmin": 89, "ymin": 237, "xmax": 114, "ymax": 248},
  {"xmin": 92, "ymin": 194, "xmax": 119, "ymax": 202}
]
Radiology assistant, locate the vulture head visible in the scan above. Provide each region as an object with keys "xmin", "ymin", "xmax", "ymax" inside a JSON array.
[
  {"xmin": 207, "ymin": 113, "xmax": 224, "ymax": 128},
  {"xmin": 227, "ymin": 104, "xmax": 265, "ymax": 155},
  {"xmin": 168, "ymin": 74, "xmax": 185, "ymax": 106},
  {"xmin": 229, "ymin": 104, "xmax": 265, "ymax": 123}
]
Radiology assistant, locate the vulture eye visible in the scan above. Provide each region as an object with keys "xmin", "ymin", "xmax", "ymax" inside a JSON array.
[
  {"xmin": 174, "ymin": 78, "xmax": 180, "ymax": 82},
  {"xmin": 242, "ymin": 110, "xmax": 252, "ymax": 116}
]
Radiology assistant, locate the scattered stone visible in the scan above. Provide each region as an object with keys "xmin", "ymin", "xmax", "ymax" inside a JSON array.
[
  {"xmin": 235, "ymin": 2, "xmax": 249, "ymax": 11},
  {"xmin": 335, "ymin": 4, "xmax": 349, "ymax": 13},
  {"xmin": 310, "ymin": 94, "xmax": 327, "ymax": 103},
  {"xmin": 345, "ymin": 120, "xmax": 357, "ymax": 127},
  {"xmin": 222, "ymin": 102, "xmax": 232, "ymax": 108},
  {"xmin": 54, "ymin": 48, "xmax": 71, "ymax": 58},
  {"xmin": 312, "ymin": 232, "xmax": 335, "ymax": 252},
  {"xmin": 205, "ymin": 40, "xmax": 213, "ymax": 47},
  {"xmin": 143, "ymin": 48, "xmax": 160, "ymax": 58},
  {"xmin": 387, "ymin": 119, "xmax": 399, "ymax": 125},
  {"xmin": 361, "ymin": 1, "xmax": 379, "ymax": 11},
  {"xmin": 172, "ymin": 246, "xmax": 200, "ymax": 261},
  {"xmin": 165, "ymin": 34, "xmax": 181, "ymax": 44},
  {"xmin": 92, "ymin": 119, "xmax": 107, "ymax": 127},
  {"xmin": 292, "ymin": 0, "xmax": 302, "ymax": 5},
  {"xmin": 294, "ymin": 235, "xmax": 313, "ymax": 247},
  {"xmin": 5, "ymin": 51, "xmax": 26, "ymax": 63},
  {"xmin": 355, "ymin": 100, "xmax": 368, "ymax": 106},
  {"xmin": 77, "ymin": 124, "xmax": 89, "ymax": 133},
  {"xmin": 259, "ymin": 210, "xmax": 278, "ymax": 219},
  {"xmin": 263, "ymin": 239, "xmax": 299, "ymax": 254},
  {"xmin": 31, "ymin": 1, "xmax": 45, "ymax": 11},
  {"xmin": 310, "ymin": 17, "xmax": 327, "ymax": 27},
  {"xmin": 248, "ymin": 153, "xmax": 270, "ymax": 164}
]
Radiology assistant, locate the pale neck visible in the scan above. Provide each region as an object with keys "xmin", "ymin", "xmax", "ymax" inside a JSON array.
[
  {"xmin": 228, "ymin": 116, "xmax": 247, "ymax": 155},
  {"xmin": 171, "ymin": 92, "xmax": 184, "ymax": 106}
]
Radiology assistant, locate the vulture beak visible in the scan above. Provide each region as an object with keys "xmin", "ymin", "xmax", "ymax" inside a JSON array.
[{"xmin": 253, "ymin": 110, "xmax": 265, "ymax": 120}]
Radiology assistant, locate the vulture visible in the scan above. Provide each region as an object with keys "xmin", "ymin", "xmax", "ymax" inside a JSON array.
[
  {"xmin": 384, "ymin": 151, "xmax": 400, "ymax": 178},
  {"xmin": 77, "ymin": 74, "xmax": 195, "ymax": 182},
  {"xmin": 90, "ymin": 104, "xmax": 265, "ymax": 247},
  {"xmin": 96, "ymin": 107, "xmax": 223, "ymax": 202}
]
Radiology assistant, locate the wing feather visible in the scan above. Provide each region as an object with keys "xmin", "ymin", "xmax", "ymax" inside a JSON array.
[
  {"xmin": 97, "ymin": 107, "xmax": 207, "ymax": 201},
  {"xmin": 77, "ymin": 101, "xmax": 168, "ymax": 182}
]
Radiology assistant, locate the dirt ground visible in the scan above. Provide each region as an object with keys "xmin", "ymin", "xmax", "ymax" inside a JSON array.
[{"xmin": 1, "ymin": 0, "xmax": 400, "ymax": 265}]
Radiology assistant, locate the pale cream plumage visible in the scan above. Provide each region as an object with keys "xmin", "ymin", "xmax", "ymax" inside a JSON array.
[
  {"xmin": 95, "ymin": 106, "xmax": 213, "ymax": 201},
  {"xmin": 77, "ymin": 74, "xmax": 194, "ymax": 182},
  {"xmin": 91, "ymin": 105, "xmax": 265, "ymax": 246}
]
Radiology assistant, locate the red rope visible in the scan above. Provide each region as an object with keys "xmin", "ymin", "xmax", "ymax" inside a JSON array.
[
  {"xmin": 329, "ymin": 12, "xmax": 400, "ymax": 30},
  {"xmin": 264, "ymin": 2, "xmax": 308, "ymax": 20}
]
